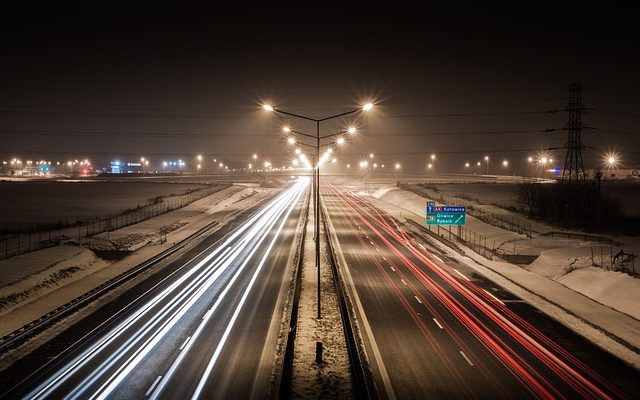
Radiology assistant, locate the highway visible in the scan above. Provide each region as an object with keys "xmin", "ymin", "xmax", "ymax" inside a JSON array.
[
  {"xmin": 1, "ymin": 178, "xmax": 308, "ymax": 400},
  {"xmin": 324, "ymin": 183, "xmax": 640, "ymax": 399}
]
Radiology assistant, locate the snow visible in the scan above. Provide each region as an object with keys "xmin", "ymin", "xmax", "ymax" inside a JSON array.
[
  {"xmin": 362, "ymin": 184, "xmax": 640, "ymax": 368},
  {"xmin": 558, "ymin": 267, "xmax": 640, "ymax": 319},
  {"xmin": 0, "ymin": 185, "xmax": 277, "ymax": 338},
  {"xmin": 369, "ymin": 186, "xmax": 396, "ymax": 199},
  {"xmin": 0, "ymin": 245, "xmax": 86, "ymax": 287},
  {"xmin": 291, "ymin": 200, "xmax": 352, "ymax": 399}
]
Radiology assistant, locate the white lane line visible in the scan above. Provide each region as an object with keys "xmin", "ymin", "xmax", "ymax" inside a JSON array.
[
  {"xmin": 145, "ymin": 376, "xmax": 162, "ymax": 397},
  {"xmin": 453, "ymin": 268, "xmax": 470, "ymax": 281},
  {"xmin": 202, "ymin": 309, "xmax": 212, "ymax": 320},
  {"xmin": 433, "ymin": 318, "xmax": 443, "ymax": 329},
  {"xmin": 414, "ymin": 296, "xmax": 422, "ymax": 304},
  {"xmin": 383, "ymin": 257, "xmax": 387, "ymax": 261},
  {"xmin": 370, "ymin": 241, "xmax": 374, "ymax": 245},
  {"xmin": 376, "ymin": 247, "xmax": 380, "ymax": 252},
  {"xmin": 432, "ymin": 254, "xmax": 443, "ymax": 263},
  {"xmin": 179, "ymin": 336, "xmax": 191, "ymax": 351},
  {"xmin": 390, "ymin": 266, "xmax": 395, "ymax": 272},
  {"xmin": 460, "ymin": 351, "xmax": 474, "ymax": 367},
  {"xmin": 190, "ymin": 181, "xmax": 303, "ymax": 400},
  {"xmin": 483, "ymin": 289, "xmax": 505, "ymax": 305},
  {"xmin": 30, "ymin": 180, "xmax": 308, "ymax": 400},
  {"xmin": 400, "ymin": 279, "xmax": 407, "ymax": 286},
  {"xmin": 418, "ymin": 243, "xmax": 426, "ymax": 250}
]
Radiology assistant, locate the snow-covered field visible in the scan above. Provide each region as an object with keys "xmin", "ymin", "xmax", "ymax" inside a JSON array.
[{"xmin": 0, "ymin": 181, "xmax": 210, "ymax": 230}]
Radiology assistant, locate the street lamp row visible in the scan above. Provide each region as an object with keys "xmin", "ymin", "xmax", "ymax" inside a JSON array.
[{"xmin": 263, "ymin": 101, "xmax": 374, "ymax": 319}]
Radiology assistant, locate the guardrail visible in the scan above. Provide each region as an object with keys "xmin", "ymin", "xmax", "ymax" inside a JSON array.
[
  {"xmin": 0, "ymin": 218, "xmax": 226, "ymax": 355},
  {"xmin": 321, "ymin": 201, "xmax": 374, "ymax": 399},
  {"xmin": 277, "ymin": 187, "xmax": 310, "ymax": 399}
]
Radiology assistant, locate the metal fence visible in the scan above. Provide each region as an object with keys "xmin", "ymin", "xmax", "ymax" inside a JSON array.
[
  {"xmin": 591, "ymin": 246, "xmax": 638, "ymax": 277},
  {"xmin": 0, "ymin": 184, "xmax": 227, "ymax": 260},
  {"xmin": 542, "ymin": 231, "xmax": 614, "ymax": 244},
  {"xmin": 406, "ymin": 219, "xmax": 497, "ymax": 261},
  {"xmin": 402, "ymin": 184, "xmax": 533, "ymax": 238}
]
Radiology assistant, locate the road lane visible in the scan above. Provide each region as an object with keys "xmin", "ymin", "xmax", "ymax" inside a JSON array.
[
  {"xmin": 2, "ymin": 178, "xmax": 308, "ymax": 400},
  {"xmin": 324, "ymin": 184, "xmax": 640, "ymax": 399}
]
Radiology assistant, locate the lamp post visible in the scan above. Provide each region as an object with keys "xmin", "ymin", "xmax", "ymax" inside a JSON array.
[
  {"xmin": 196, "ymin": 154, "xmax": 203, "ymax": 174},
  {"xmin": 484, "ymin": 155, "xmax": 490, "ymax": 174},
  {"xmin": 264, "ymin": 102, "xmax": 373, "ymax": 319},
  {"xmin": 395, "ymin": 162, "xmax": 401, "ymax": 182}
]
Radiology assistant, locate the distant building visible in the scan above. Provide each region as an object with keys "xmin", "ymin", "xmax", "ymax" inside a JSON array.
[{"xmin": 109, "ymin": 161, "xmax": 144, "ymax": 174}]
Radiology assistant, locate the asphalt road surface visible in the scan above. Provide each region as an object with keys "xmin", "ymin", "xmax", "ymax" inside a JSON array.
[
  {"xmin": 324, "ymin": 183, "xmax": 640, "ymax": 400},
  {"xmin": 1, "ymin": 178, "xmax": 307, "ymax": 399}
]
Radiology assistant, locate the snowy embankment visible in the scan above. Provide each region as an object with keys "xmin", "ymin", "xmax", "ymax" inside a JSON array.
[
  {"xmin": 0, "ymin": 184, "xmax": 276, "ymax": 337},
  {"xmin": 367, "ymin": 185, "xmax": 640, "ymax": 368}
]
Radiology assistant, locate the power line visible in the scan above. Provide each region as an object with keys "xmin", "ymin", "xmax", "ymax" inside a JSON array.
[
  {"xmin": 379, "ymin": 110, "xmax": 558, "ymax": 118},
  {"xmin": 0, "ymin": 109, "xmax": 560, "ymax": 120},
  {"xmin": 0, "ymin": 129, "xmax": 279, "ymax": 138},
  {"xmin": 0, "ymin": 128, "xmax": 554, "ymax": 138}
]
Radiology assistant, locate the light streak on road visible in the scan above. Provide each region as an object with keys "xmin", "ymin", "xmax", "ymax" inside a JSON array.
[
  {"xmin": 326, "ymin": 184, "xmax": 629, "ymax": 400},
  {"xmin": 25, "ymin": 178, "xmax": 308, "ymax": 400}
]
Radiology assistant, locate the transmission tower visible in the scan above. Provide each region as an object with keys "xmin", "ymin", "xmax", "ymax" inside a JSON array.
[{"xmin": 561, "ymin": 82, "xmax": 586, "ymax": 183}]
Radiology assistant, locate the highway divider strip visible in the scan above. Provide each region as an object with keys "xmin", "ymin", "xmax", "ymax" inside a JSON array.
[{"xmin": 275, "ymin": 187, "xmax": 310, "ymax": 399}]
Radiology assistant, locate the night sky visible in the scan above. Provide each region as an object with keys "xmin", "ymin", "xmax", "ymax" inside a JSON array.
[{"xmin": 1, "ymin": 3, "xmax": 639, "ymax": 173}]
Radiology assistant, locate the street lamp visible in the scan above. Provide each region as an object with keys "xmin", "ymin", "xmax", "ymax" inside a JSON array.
[
  {"xmin": 484, "ymin": 155, "xmax": 489, "ymax": 174},
  {"xmin": 196, "ymin": 155, "xmax": 203, "ymax": 174},
  {"xmin": 360, "ymin": 160, "xmax": 370, "ymax": 194},
  {"xmin": 430, "ymin": 154, "xmax": 436, "ymax": 173},
  {"xmin": 395, "ymin": 162, "xmax": 402, "ymax": 183},
  {"xmin": 263, "ymin": 101, "xmax": 374, "ymax": 319},
  {"xmin": 604, "ymin": 152, "xmax": 619, "ymax": 169}
]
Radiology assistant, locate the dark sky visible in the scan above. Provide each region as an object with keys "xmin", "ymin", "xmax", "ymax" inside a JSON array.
[{"xmin": 1, "ymin": 3, "xmax": 639, "ymax": 173}]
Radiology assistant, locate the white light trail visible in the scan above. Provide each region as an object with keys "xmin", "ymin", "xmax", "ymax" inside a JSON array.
[{"xmin": 26, "ymin": 179, "xmax": 308, "ymax": 400}]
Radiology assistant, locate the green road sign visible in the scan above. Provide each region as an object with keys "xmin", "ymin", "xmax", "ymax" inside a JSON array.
[{"xmin": 426, "ymin": 204, "xmax": 466, "ymax": 225}]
